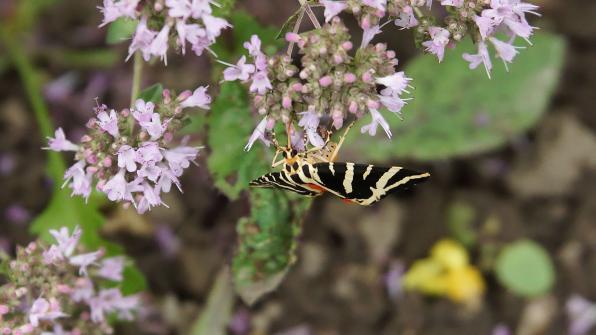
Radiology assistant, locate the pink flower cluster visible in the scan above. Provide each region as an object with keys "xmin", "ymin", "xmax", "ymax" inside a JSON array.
[
  {"xmin": 319, "ymin": 0, "xmax": 540, "ymax": 76},
  {"xmin": 46, "ymin": 87, "xmax": 210, "ymax": 213},
  {"xmin": 99, "ymin": 0, "xmax": 231, "ymax": 64},
  {"xmin": 223, "ymin": 19, "xmax": 411, "ymax": 151},
  {"xmin": 0, "ymin": 226, "xmax": 140, "ymax": 334}
]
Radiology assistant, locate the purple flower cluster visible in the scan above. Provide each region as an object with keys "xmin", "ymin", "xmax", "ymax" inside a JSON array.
[
  {"xmin": 0, "ymin": 226, "xmax": 140, "ymax": 334},
  {"xmin": 46, "ymin": 87, "xmax": 211, "ymax": 213},
  {"xmin": 98, "ymin": 0, "xmax": 231, "ymax": 64},
  {"xmin": 320, "ymin": 0, "xmax": 540, "ymax": 77},
  {"xmin": 223, "ymin": 19, "xmax": 411, "ymax": 151}
]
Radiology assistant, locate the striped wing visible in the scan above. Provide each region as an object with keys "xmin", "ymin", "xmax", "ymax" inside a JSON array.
[
  {"xmin": 249, "ymin": 171, "xmax": 323, "ymax": 197},
  {"xmin": 303, "ymin": 162, "xmax": 430, "ymax": 205}
]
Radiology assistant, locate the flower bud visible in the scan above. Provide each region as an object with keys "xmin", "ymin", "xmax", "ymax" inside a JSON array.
[
  {"xmin": 342, "ymin": 41, "xmax": 353, "ymax": 51},
  {"xmin": 367, "ymin": 100, "xmax": 381, "ymax": 110},
  {"xmin": 291, "ymin": 83, "xmax": 303, "ymax": 92},
  {"xmin": 344, "ymin": 73, "xmax": 357, "ymax": 83},
  {"xmin": 0, "ymin": 305, "xmax": 9, "ymax": 315},
  {"xmin": 333, "ymin": 54, "xmax": 343, "ymax": 64},
  {"xmin": 285, "ymin": 32, "xmax": 301, "ymax": 43},
  {"xmin": 163, "ymin": 132, "xmax": 174, "ymax": 142},
  {"xmin": 177, "ymin": 89, "xmax": 192, "ymax": 102},
  {"xmin": 103, "ymin": 157, "xmax": 112, "ymax": 167},
  {"xmin": 282, "ymin": 96, "xmax": 292, "ymax": 109},
  {"xmin": 266, "ymin": 118, "xmax": 276, "ymax": 130},
  {"xmin": 163, "ymin": 88, "xmax": 171, "ymax": 103},
  {"xmin": 349, "ymin": 101, "xmax": 358, "ymax": 113},
  {"xmin": 319, "ymin": 76, "xmax": 333, "ymax": 87},
  {"xmin": 362, "ymin": 71, "xmax": 373, "ymax": 83}
]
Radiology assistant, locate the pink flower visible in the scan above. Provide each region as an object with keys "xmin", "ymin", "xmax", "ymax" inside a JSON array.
[
  {"xmin": 223, "ymin": 56, "xmax": 256, "ymax": 81},
  {"xmin": 567, "ymin": 295, "xmax": 596, "ymax": 335},
  {"xmin": 361, "ymin": 25, "xmax": 382, "ymax": 48},
  {"xmin": 103, "ymin": 169, "xmax": 133, "ymax": 202},
  {"xmin": 136, "ymin": 142, "xmax": 163, "ymax": 164},
  {"xmin": 489, "ymin": 37, "xmax": 521, "ymax": 70},
  {"xmin": 98, "ymin": 256, "xmax": 125, "ymax": 281},
  {"xmin": 71, "ymin": 278, "xmax": 95, "ymax": 303},
  {"xmin": 117, "ymin": 145, "xmax": 137, "ymax": 172},
  {"xmin": 70, "ymin": 250, "xmax": 102, "ymax": 276},
  {"xmin": 49, "ymin": 226, "xmax": 81, "ymax": 258},
  {"xmin": 422, "ymin": 27, "xmax": 450, "ymax": 62},
  {"xmin": 244, "ymin": 117, "xmax": 269, "ymax": 151},
  {"xmin": 165, "ymin": 0, "xmax": 192, "ymax": 19},
  {"xmin": 249, "ymin": 71, "xmax": 273, "ymax": 94},
  {"xmin": 243, "ymin": 35, "xmax": 262, "ymax": 56},
  {"xmin": 126, "ymin": 17, "xmax": 156, "ymax": 62},
  {"xmin": 463, "ymin": 41, "xmax": 493, "ymax": 78},
  {"xmin": 202, "ymin": 15, "xmax": 231, "ymax": 41},
  {"xmin": 157, "ymin": 164, "xmax": 182, "ymax": 192},
  {"xmin": 179, "ymin": 86, "xmax": 211, "ymax": 109},
  {"xmin": 63, "ymin": 161, "xmax": 92, "ymax": 201},
  {"xmin": 480, "ymin": 0, "xmax": 539, "ymax": 42},
  {"xmin": 96, "ymin": 109, "xmax": 119, "ymax": 138},
  {"xmin": 43, "ymin": 245, "xmax": 65, "ymax": 264},
  {"xmin": 140, "ymin": 113, "xmax": 166, "ymax": 140},
  {"xmin": 190, "ymin": 0, "xmax": 213, "ymax": 19},
  {"xmin": 320, "ymin": 0, "xmax": 348, "ymax": 22},
  {"xmin": 394, "ymin": 6, "xmax": 418, "ymax": 29},
  {"xmin": 378, "ymin": 94, "xmax": 407, "ymax": 115},
  {"xmin": 361, "ymin": 109, "xmax": 392, "ymax": 138},
  {"xmin": 132, "ymin": 99, "xmax": 155, "ymax": 123},
  {"xmin": 149, "ymin": 25, "xmax": 171, "ymax": 65},
  {"xmin": 137, "ymin": 162, "xmax": 162, "ymax": 182},
  {"xmin": 441, "ymin": 0, "xmax": 464, "ymax": 7},
  {"xmin": 176, "ymin": 22, "xmax": 205, "ymax": 55},
  {"xmin": 298, "ymin": 110, "xmax": 325, "ymax": 147},
  {"xmin": 474, "ymin": 15, "xmax": 495, "ymax": 40},
  {"xmin": 46, "ymin": 128, "xmax": 78, "ymax": 152},
  {"xmin": 376, "ymin": 72, "xmax": 411, "ymax": 96},
  {"xmin": 28, "ymin": 298, "xmax": 66, "ymax": 327},
  {"xmin": 98, "ymin": 0, "xmax": 139, "ymax": 27},
  {"xmin": 137, "ymin": 182, "xmax": 163, "ymax": 214},
  {"xmin": 89, "ymin": 289, "xmax": 139, "ymax": 323},
  {"xmin": 163, "ymin": 146, "xmax": 199, "ymax": 176},
  {"xmin": 362, "ymin": 0, "xmax": 387, "ymax": 12}
]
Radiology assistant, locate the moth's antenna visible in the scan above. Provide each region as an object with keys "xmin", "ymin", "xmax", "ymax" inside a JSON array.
[{"xmin": 271, "ymin": 129, "xmax": 281, "ymax": 150}]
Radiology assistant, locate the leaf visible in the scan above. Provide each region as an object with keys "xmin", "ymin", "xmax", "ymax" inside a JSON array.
[
  {"xmin": 275, "ymin": 7, "xmax": 303, "ymax": 40},
  {"xmin": 233, "ymin": 190, "xmax": 311, "ymax": 305},
  {"xmin": 347, "ymin": 32, "xmax": 566, "ymax": 161},
  {"xmin": 495, "ymin": 240, "xmax": 555, "ymax": 297},
  {"xmin": 106, "ymin": 18, "xmax": 138, "ymax": 45},
  {"xmin": 446, "ymin": 201, "xmax": 477, "ymax": 247},
  {"xmin": 207, "ymin": 82, "xmax": 268, "ymax": 200},
  {"xmin": 211, "ymin": 0, "xmax": 237, "ymax": 18},
  {"xmin": 138, "ymin": 83, "xmax": 164, "ymax": 103},
  {"xmin": 190, "ymin": 268, "xmax": 235, "ymax": 335}
]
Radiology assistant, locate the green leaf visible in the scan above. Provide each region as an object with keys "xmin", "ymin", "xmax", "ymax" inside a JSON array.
[
  {"xmin": 348, "ymin": 32, "xmax": 566, "ymax": 161},
  {"xmin": 207, "ymin": 82, "xmax": 268, "ymax": 199},
  {"xmin": 495, "ymin": 240, "xmax": 555, "ymax": 297},
  {"xmin": 211, "ymin": 0, "xmax": 237, "ymax": 18},
  {"xmin": 138, "ymin": 83, "xmax": 164, "ymax": 103},
  {"xmin": 30, "ymin": 188, "xmax": 147, "ymax": 294},
  {"xmin": 190, "ymin": 268, "xmax": 234, "ymax": 335},
  {"xmin": 233, "ymin": 190, "xmax": 311, "ymax": 305},
  {"xmin": 446, "ymin": 201, "xmax": 477, "ymax": 247},
  {"xmin": 211, "ymin": 11, "xmax": 285, "ymax": 61},
  {"xmin": 106, "ymin": 18, "xmax": 138, "ymax": 45}
]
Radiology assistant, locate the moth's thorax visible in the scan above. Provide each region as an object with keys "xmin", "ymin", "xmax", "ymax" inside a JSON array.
[{"xmin": 283, "ymin": 156, "xmax": 304, "ymax": 174}]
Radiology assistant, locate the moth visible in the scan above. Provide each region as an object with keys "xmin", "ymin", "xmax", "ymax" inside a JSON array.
[{"xmin": 249, "ymin": 122, "xmax": 430, "ymax": 205}]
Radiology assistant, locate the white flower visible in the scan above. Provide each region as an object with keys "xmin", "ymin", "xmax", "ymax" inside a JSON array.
[
  {"xmin": 244, "ymin": 117, "xmax": 269, "ymax": 151},
  {"xmin": 70, "ymin": 250, "xmax": 103, "ymax": 276},
  {"xmin": 361, "ymin": 109, "xmax": 392, "ymax": 138},
  {"xmin": 117, "ymin": 145, "xmax": 137, "ymax": 172},
  {"xmin": 46, "ymin": 128, "xmax": 78, "ymax": 151}
]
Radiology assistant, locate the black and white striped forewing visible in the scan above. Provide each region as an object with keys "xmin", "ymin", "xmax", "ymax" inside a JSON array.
[
  {"xmin": 249, "ymin": 172, "xmax": 321, "ymax": 197},
  {"xmin": 307, "ymin": 162, "xmax": 430, "ymax": 205}
]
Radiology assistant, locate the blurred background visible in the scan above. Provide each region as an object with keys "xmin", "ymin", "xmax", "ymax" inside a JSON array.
[{"xmin": 1, "ymin": 0, "xmax": 596, "ymax": 334}]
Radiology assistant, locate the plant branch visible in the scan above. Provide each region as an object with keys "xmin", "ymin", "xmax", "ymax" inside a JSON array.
[
  {"xmin": 130, "ymin": 51, "xmax": 143, "ymax": 108},
  {"xmin": 0, "ymin": 28, "xmax": 66, "ymax": 182}
]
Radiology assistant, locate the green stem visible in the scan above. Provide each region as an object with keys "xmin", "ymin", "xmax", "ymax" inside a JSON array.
[
  {"xmin": 0, "ymin": 28, "xmax": 66, "ymax": 182},
  {"xmin": 130, "ymin": 51, "xmax": 143, "ymax": 108}
]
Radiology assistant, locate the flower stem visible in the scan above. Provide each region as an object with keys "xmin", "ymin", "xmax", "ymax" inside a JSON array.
[
  {"xmin": 130, "ymin": 51, "xmax": 143, "ymax": 108},
  {"xmin": 0, "ymin": 27, "xmax": 66, "ymax": 181}
]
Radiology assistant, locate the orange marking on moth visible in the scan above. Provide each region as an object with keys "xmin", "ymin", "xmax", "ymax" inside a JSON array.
[
  {"xmin": 341, "ymin": 198, "xmax": 356, "ymax": 204},
  {"xmin": 306, "ymin": 183, "xmax": 326, "ymax": 192}
]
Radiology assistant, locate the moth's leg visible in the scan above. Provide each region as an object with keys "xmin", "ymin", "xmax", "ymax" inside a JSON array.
[
  {"xmin": 272, "ymin": 157, "xmax": 286, "ymax": 168},
  {"xmin": 329, "ymin": 121, "xmax": 355, "ymax": 162},
  {"xmin": 271, "ymin": 150, "xmax": 282, "ymax": 167}
]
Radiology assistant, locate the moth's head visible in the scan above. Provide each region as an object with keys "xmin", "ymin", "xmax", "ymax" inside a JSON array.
[{"xmin": 284, "ymin": 148, "xmax": 298, "ymax": 159}]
